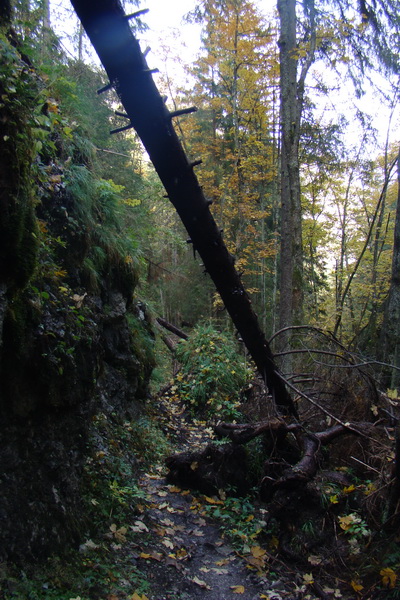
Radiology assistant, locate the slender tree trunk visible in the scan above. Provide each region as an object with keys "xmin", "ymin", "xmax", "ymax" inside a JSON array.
[
  {"xmin": 69, "ymin": 0, "xmax": 298, "ymax": 417},
  {"xmin": 277, "ymin": 0, "xmax": 303, "ymax": 330},
  {"xmin": 383, "ymin": 150, "xmax": 400, "ymax": 389}
]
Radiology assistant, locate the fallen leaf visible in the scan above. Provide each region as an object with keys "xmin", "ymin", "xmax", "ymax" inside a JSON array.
[
  {"xmin": 168, "ymin": 485, "xmax": 181, "ymax": 493},
  {"xmin": 380, "ymin": 567, "xmax": 397, "ymax": 589},
  {"xmin": 157, "ymin": 490, "xmax": 168, "ymax": 497},
  {"xmin": 192, "ymin": 529, "xmax": 204, "ymax": 537},
  {"xmin": 162, "ymin": 539, "xmax": 174, "ymax": 549},
  {"xmin": 308, "ymin": 555, "xmax": 322, "ymax": 566},
  {"xmin": 350, "ymin": 580, "xmax": 364, "ymax": 592},
  {"xmin": 130, "ymin": 521, "xmax": 149, "ymax": 533},
  {"xmin": 215, "ymin": 558, "xmax": 229, "ymax": 566},
  {"xmin": 79, "ymin": 539, "xmax": 99, "ymax": 552},
  {"xmin": 176, "ymin": 548, "xmax": 189, "ymax": 560},
  {"xmin": 212, "ymin": 568, "xmax": 227, "ymax": 574},
  {"xmin": 166, "ymin": 506, "xmax": 184, "ymax": 514},
  {"xmin": 250, "ymin": 545, "xmax": 267, "ymax": 559},
  {"xmin": 149, "ymin": 551, "xmax": 163, "ymax": 561},
  {"xmin": 303, "ymin": 573, "xmax": 314, "ymax": 585},
  {"xmin": 245, "ymin": 556, "xmax": 265, "ymax": 570},
  {"xmin": 192, "ymin": 576, "xmax": 211, "ymax": 590},
  {"xmin": 200, "ymin": 566, "xmax": 210, "ymax": 573},
  {"xmin": 190, "ymin": 461, "xmax": 199, "ymax": 471},
  {"xmin": 204, "ymin": 496, "xmax": 224, "ymax": 505},
  {"xmin": 231, "ymin": 585, "xmax": 245, "ymax": 594}
]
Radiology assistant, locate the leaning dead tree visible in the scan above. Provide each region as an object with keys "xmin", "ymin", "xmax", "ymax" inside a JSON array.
[{"xmin": 70, "ymin": 0, "xmax": 297, "ymax": 418}]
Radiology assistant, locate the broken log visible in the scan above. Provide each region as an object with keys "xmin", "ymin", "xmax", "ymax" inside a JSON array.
[
  {"xmin": 156, "ymin": 317, "xmax": 188, "ymax": 340},
  {"xmin": 166, "ymin": 420, "xmax": 361, "ymax": 500},
  {"xmin": 166, "ymin": 443, "xmax": 251, "ymax": 495},
  {"xmin": 69, "ymin": 0, "xmax": 297, "ymax": 418}
]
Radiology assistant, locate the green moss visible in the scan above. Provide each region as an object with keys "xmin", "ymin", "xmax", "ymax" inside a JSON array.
[
  {"xmin": 127, "ymin": 310, "xmax": 156, "ymax": 394},
  {"xmin": 0, "ymin": 36, "xmax": 39, "ymax": 291}
]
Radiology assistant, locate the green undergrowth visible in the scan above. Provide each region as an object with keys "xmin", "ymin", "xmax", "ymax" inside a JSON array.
[
  {"xmin": 0, "ymin": 412, "xmax": 171, "ymax": 599},
  {"xmin": 203, "ymin": 490, "xmax": 270, "ymax": 553},
  {"xmin": 83, "ymin": 412, "xmax": 171, "ymax": 529},
  {"xmin": 173, "ymin": 323, "xmax": 252, "ymax": 420},
  {"xmin": 2, "ymin": 541, "xmax": 151, "ymax": 600}
]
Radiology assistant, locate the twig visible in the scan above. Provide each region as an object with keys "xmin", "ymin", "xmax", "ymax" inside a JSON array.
[
  {"xmin": 349, "ymin": 455, "xmax": 382, "ymax": 475},
  {"xmin": 273, "ymin": 370, "xmax": 387, "ymax": 447}
]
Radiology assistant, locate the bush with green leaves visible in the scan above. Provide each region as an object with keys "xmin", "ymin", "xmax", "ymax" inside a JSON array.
[{"xmin": 174, "ymin": 323, "xmax": 251, "ymax": 419}]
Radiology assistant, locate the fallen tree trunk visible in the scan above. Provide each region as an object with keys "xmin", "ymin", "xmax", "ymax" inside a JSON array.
[
  {"xmin": 69, "ymin": 0, "xmax": 297, "ymax": 418},
  {"xmin": 167, "ymin": 419, "xmax": 360, "ymax": 500},
  {"xmin": 156, "ymin": 317, "xmax": 188, "ymax": 340}
]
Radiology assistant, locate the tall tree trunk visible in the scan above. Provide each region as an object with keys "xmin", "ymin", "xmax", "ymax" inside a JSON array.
[
  {"xmin": 277, "ymin": 0, "xmax": 303, "ymax": 330},
  {"xmin": 383, "ymin": 150, "xmax": 400, "ymax": 389},
  {"xmin": 277, "ymin": 0, "xmax": 316, "ymax": 332},
  {"xmin": 69, "ymin": 0, "xmax": 298, "ymax": 417}
]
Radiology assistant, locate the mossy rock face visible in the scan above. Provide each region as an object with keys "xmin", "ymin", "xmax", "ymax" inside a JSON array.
[
  {"xmin": 0, "ymin": 36, "xmax": 155, "ymax": 562},
  {"xmin": 0, "ymin": 37, "xmax": 39, "ymax": 291}
]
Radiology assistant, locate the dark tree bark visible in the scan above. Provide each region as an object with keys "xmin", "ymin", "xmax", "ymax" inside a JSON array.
[
  {"xmin": 69, "ymin": 0, "xmax": 297, "ymax": 417},
  {"xmin": 156, "ymin": 317, "xmax": 188, "ymax": 340},
  {"xmin": 383, "ymin": 150, "xmax": 400, "ymax": 389},
  {"xmin": 277, "ymin": 0, "xmax": 316, "ymax": 331}
]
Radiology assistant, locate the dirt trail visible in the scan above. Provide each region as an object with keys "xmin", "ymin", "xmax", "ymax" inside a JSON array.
[{"xmin": 127, "ymin": 396, "xmax": 302, "ymax": 600}]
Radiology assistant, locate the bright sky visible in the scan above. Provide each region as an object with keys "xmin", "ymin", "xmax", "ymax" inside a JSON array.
[{"xmin": 53, "ymin": 0, "xmax": 398, "ymax": 153}]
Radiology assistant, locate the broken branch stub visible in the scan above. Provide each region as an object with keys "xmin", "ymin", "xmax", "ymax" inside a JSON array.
[{"xmin": 70, "ymin": 0, "xmax": 297, "ymax": 417}]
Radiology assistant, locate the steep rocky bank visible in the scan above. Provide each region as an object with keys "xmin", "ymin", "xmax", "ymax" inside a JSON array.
[{"xmin": 0, "ymin": 29, "xmax": 154, "ymax": 561}]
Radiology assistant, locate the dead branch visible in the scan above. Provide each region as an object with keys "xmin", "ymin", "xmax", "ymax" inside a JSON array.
[
  {"xmin": 156, "ymin": 317, "xmax": 188, "ymax": 340},
  {"xmin": 214, "ymin": 419, "xmax": 300, "ymax": 444}
]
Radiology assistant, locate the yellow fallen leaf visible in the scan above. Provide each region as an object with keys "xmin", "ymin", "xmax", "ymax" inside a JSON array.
[
  {"xmin": 343, "ymin": 484, "xmax": 356, "ymax": 494},
  {"xmin": 246, "ymin": 514, "xmax": 255, "ymax": 522},
  {"xmin": 176, "ymin": 548, "xmax": 188, "ymax": 560},
  {"xmin": 203, "ymin": 496, "xmax": 224, "ymax": 505},
  {"xmin": 303, "ymin": 573, "xmax": 314, "ymax": 585},
  {"xmin": 215, "ymin": 558, "xmax": 229, "ymax": 566},
  {"xmin": 250, "ymin": 545, "xmax": 267, "ymax": 559},
  {"xmin": 338, "ymin": 514, "xmax": 355, "ymax": 531},
  {"xmin": 139, "ymin": 552, "xmax": 151, "ymax": 559},
  {"xmin": 329, "ymin": 495, "xmax": 339, "ymax": 504},
  {"xmin": 350, "ymin": 580, "xmax": 364, "ymax": 592},
  {"xmin": 380, "ymin": 567, "xmax": 397, "ymax": 589},
  {"xmin": 231, "ymin": 585, "xmax": 245, "ymax": 594},
  {"xmin": 168, "ymin": 485, "xmax": 181, "ymax": 492}
]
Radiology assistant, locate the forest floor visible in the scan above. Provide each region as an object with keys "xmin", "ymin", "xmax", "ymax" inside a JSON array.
[
  {"xmin": 89, "ymin": 391, "xmax": 353, "ymax": 600},
  {"xmin": 2, "ymin": 389, "xmax": 376, "ymax": 600}
]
